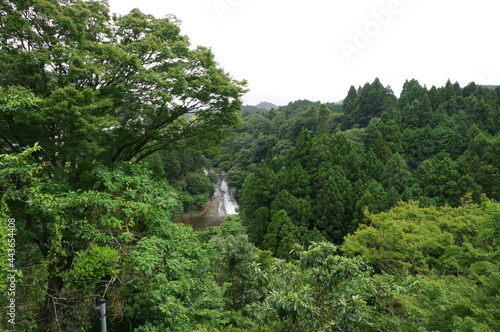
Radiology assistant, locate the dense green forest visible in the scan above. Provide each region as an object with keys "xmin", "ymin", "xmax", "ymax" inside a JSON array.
[{"xmin": 1, "ymin": 1, "xmax": 499, "ymax": 331}]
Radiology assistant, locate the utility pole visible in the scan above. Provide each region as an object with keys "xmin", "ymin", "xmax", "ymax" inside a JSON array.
[{"xmin": 96, "ymin": 298, "xmax": 107, "ymax": 332}]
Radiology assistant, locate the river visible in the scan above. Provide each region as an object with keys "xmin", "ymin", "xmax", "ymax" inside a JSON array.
[{"xmin": 179, "ymin": 171, "xmax": 239, "ymax": 231}]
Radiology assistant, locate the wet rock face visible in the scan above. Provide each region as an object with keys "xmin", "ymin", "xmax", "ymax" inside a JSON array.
[{"xmin": 180, "ymin": 170, "xmax": 238, "ymax": 230}]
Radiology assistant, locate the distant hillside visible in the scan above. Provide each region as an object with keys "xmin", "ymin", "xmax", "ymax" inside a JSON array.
[
  {"xmin": 256, "ymin": 101, "xmax": 278, "ymax": 110},
  {"xmin": 242, "ymin": 101, "xmax": 278, "ymax": 115},
  {"xmin": 480, "ymin": 85, "xmax": 499, "ymax": 90}
]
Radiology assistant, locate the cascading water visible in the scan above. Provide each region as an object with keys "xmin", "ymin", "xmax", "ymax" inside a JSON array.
[
  {"xmin": 179, "ymin": 170, "xmax": 239, "ymax": 230},
  {"xmin": 215, "ymin": 172, "xmax": 239, "ymax": 216}
]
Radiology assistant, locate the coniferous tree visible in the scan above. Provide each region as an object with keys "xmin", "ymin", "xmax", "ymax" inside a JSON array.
[
  {"xmin": 313, "ymin": 166, "xmax": 353, "ymax": 244},
  {"xmin": 381, "ymin": 152, "xmax": 411, "ymax": 193}
]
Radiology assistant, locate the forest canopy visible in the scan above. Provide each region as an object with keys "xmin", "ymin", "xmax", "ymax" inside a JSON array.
[
  {"xmin": 0, "ymin": 0, "xmax": 247, "ymax": 167},
  {"xmin": 1, "ymin": 1, "xmax": 499, "ymax": 331}
]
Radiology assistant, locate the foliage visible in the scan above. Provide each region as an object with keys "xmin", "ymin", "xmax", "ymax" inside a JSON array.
[
  {"xmin": 66, "ymin": 244, "xmax": 120, "ymax": 290},
  {"xmin": 342, "ymin": 201, "xmax": 500, "ymax": 331},
  {"xmin": 2, "ymin": 9, "xmax": 500, "ymax": 329},
  {"xmin": 186, "ymin": 172, "xmax": 215, "ymax": 196},
  {"xmin": 0, "ymin": 146, "xmax": 186, "ymax": 330},
  {"xmin": 212, "ymin": 77, "xmax": 499, "ymax": 330},
  {"xmin": 250, "ymin": 242, "xmax": 375, "ymax": 332},
  {"xmin": 218, "ymin": 78, "xmax": 500, "ymax": 261},
  {"xmin": 342, "ymin": 78, "xmax": 397, "ymax": 129},
  {"xmin": 342, "ymin": 201, "xmax": 495, "ymax": 275},
  {"xmin": 0, "ymin": 0, "xmax": 246, "ymax": 171},
  {"xmin": 162, "ymin": 150, "xmax": 211, "ymax": 181},
  {"xmin": 0, "ymin": 2, "xmax": 246, "ymax": 329},
  {"xmin": 124, "ymin": 223, "xmax": 227, "ymax": 331}
]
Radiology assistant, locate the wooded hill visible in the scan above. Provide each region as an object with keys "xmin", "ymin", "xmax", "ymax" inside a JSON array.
[
  {"xmin": 0, "ymin": 1, "xmax": 499, "ymax": 331},
  {"xmin": 216, "ymin": 78, "xmax": 500, "ymax": 248}
]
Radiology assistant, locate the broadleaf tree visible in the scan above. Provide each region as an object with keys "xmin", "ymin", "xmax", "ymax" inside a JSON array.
[
  {"xmin": 0, "ymin": 0, "xmax": 246, "ymax": 330},
  {"xmin": 0, "ymin": 0, "xmax": 247, "ymax": 171}
]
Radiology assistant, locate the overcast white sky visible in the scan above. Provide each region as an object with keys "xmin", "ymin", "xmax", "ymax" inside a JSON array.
[{"xmin": 108, "ymin": 0, "xmax": 499, "ymax": 106}]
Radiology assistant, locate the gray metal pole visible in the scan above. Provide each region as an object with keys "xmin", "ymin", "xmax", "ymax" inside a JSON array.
[{"xmin": 98, "ymin": 299, "xmax": 107, "ymax": 332}]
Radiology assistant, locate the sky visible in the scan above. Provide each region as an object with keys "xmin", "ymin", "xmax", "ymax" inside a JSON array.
[{"xmin": 108, "ymin": 0, "xmax": 500, "ymax": 106}]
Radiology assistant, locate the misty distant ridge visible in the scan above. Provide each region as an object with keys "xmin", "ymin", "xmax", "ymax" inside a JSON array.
[
  {"xmin": 243, "ymin": 99, "xmax": 344, "ymax": 114},
  {"xmin": 242, "ymin": 83, "xmax": 499, "ymax": 114},
  {"xmin": 242, "ymin": 99, "xmax": 345, "ymax": 115},
  {"xmin": 242, "ymin": 102, "xmax": 278, "ymax": 115},
  {"xmin": 255, "ymin": 101, "xmax": 278, "ymax": 110},
  {"xmin": 481, "ymin": 85, "xmax": 499, "ymax": 89}
]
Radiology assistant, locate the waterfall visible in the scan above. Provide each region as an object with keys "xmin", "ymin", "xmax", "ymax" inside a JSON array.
[
  {"xmin": 215, "ymin": 172, "xmax": 239, "ymax": 216},
  {"xmin": 179, "ymin": 170, "xmax": 238, "ymax": 230}
]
